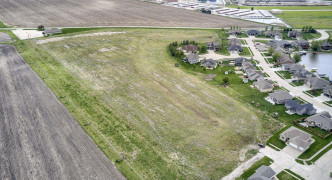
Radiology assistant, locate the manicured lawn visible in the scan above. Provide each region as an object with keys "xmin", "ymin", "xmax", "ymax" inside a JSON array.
[
  {"xmin": 237, "ymin": 33, "xmax": 248, "ymax": 38},
  {"xmin": 267, "ymin": 126, "xmax": 289, "ymax": 150},
  {"xmin": 239, "ymin": 47, "xmax": 252, "ymax": 56},
  {"xmin": 306, "ymin": 144, "xmax": 332, "ymax": 164},
  {"xmin": 284, "ymin": 169, "xmax": 305, "ymax": 180},
  {"xmin": 277, "ymin": 170, "xmax": 305, "ymax": 180},
  {"xmin": 277, "ymin": 71, "xmax": 292, "ymax": 79},
  {"xmin": 302, "ymin": 32, "xmax": 322, "ymax": 40},
  {"xmin": 304, "ymin": 89, "xmax": 323, "ymax": 97},
  {"xmin": 276, "ymin": 11, "xmax": 332, "ymax": 29},
  {"xmin": 291, "ymin": 81, "xmax": 304, "ymax": 87},
  {"xmin": 236, "ymin": 156, "xmax": 274, "ymax": 180},
  {"xmin": 255, "ymin": 40, "xmax": 269, "ymax": 44}
]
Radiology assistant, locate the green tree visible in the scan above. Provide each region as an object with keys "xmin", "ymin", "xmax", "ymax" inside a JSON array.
[
  {"xmin": 223, "ymin": 77, "xmax": 229, "ymax": 84},
  {"xmin": 271, "ymin": 26, "xmax": 274, "ymax": 31},
  {"xmin": 293, "ymin": 54, "xmax": 301, "ymax": 63},
  {"xmin": 272, "ymin": 52, "xmax": 282, "ymax": 62},
  {"xmin": 311, "ymin": 40, "xmax": 321, "ymax": 51},
  {"xmin": 302, "ymin": 26, "xmax": 305, "ymax": 32},
  {"xmin": 268, "ymin": 47, "xmax": 274, "ymax": 55},
  {"xmin": 199, "ymin": 45, "xmax": 207, "ymax": 54},
  {"xmin": 265, "ymin": 26, "xmax": 268, "ymax": 31},
  {"xmin": 251, "ymin": 7, "xmax": 254, "ymax": 11},
  {"xmin": 38, "ymin": 25, "xmax": 44, "ymax": 31}
]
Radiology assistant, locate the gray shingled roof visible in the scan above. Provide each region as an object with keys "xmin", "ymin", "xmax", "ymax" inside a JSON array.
[
  {"xmin": 200, "ymin": 59, "xmax": 217, "ymax": 68},
  {"xmin": 280, "ymin": 126, "xmax": 313, "ymax": 150},
  {"xmin": 307, "ymin": 112, "xmax": 332, "ymax": 130},
  {"xmin": 182, "ymin": 44, "xmax": 198, "ymax": 52},
  {"xmin": 247, "ymin": 30, "xmax": 261, "ymax": 36},
  {"xmin": 269, "ymin": 90, "xmax": 293, "ymax": 101},
  {"xmin": 254, "ymin": 79, "xmax": 274, "ymax": 90},
  {"xmin": 248, "ymin": 165, "xmax": 276, "ymax": 180},
  {"xmin": 306, "ymin": 77, "xmax": 330, "ymax": 89},
  {"xmin": 324, "ymin": 85, "xmax": 332, "ymax": 96}
]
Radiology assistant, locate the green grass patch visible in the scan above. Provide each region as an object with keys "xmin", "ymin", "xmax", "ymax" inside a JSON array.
[
  {"xmin": 236, "ymin": 156, "xmax": 274, "ymax": 180},
  {"xmin": 267, "ymin": 126, "xmax": 289, "ymax": 150},
  {"xmin": 302, "ymin": 32, "xmax": 322, "ymax": 40},
  {"xmin": 276, "ymin": 71, "xmax": 292, "ymax": 79},
  {"xmin": 239, "ymin": 47, "xmax": 251, "ymax": 56},
  {"xmin": 277, "ymin": 170, "xmax": 304, "ymax": 180},
  {"xmin": 304, "ymin": 89, "xmax": 323, "ymax": 97},
  {"xmin": 284, "ymin": 169, "xmax": 305, "ymax": 180},
  {"xmin": 323, "ymin": 100, "xmax": 332, "ymax": 107},
  {"xmin": 297, "ymin": 130, "xmax": 332, "ymax": 159},
  {"xmin": 306, "ymin": 144, "xmax": 332, "ymax": 164},
  {"xmin": 237, "ymin": 33, "xmax": 248, "ymax": 38},
  {"xmin": 0, "ymin": 30, "xmax": 19, "ymax": 41},
  {"xmin": 291, "ymin": 81, "xmax": 304, "ymax": 87},
  {"xmin": 255, "ymin": 40, "xmax": 269, "ymax": 44},
  {"xmin": 0, "ymin": 21, "xmax": 8, "ymax": 28},
  {"xmin": 276, "ymin": 11, "xmax": 332, "ymax": 29}
]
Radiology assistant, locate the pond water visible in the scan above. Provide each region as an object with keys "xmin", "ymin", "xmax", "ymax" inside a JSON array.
[{"xmin": 300, "ymin": 53, "xmax": 332, "ymax": 78}]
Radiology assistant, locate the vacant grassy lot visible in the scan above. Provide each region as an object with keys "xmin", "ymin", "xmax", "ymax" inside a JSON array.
[
  {"xmin": 227, "ymin": 5, "xmax": 332, "ymax": 10},
  {"xmin": 276, "ymin": 11, "xmax": 332, "ymax": 29},
  {"xmin": 13, "ymin": 28, "xmax": 271, "ymax": 179}
]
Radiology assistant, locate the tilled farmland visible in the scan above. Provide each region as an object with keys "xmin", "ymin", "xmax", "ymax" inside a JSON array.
[
  {"xmin": 0, "ymin": 44, "xmax": 125, "ymax": 179},
  {"xmin": 0, "ymin": 0, "xmax": 263, "ymax": 28}
]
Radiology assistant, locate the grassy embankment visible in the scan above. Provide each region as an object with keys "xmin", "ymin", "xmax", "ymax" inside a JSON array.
[
  {"xmin": 276, "ymin": 11, "xmax": 332, "ymax": 29},
  {"xmin": 11, "ymin": 28, "xmax": 272, "ymax": 179}
]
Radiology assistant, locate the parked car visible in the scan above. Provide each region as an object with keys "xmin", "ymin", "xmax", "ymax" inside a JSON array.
[{"xmin": 258, "ymin": 143, "xmax": 265, "ymax": 148}]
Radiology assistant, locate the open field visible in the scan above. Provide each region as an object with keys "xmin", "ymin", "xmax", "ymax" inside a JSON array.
[
  {"xmin": 0, "ymin": 0, "xmax": 262, "ymax": 28},
  {"xmin": 0, "ymin": 44, "xmax": 125, "ymax": 179},
  {"xmin": 276, "ymin": 11, "xmax": 332, "ymax": 29},
  {"xmin": 11, "ymin": 28, "xmax": 270, "ymax": 179},
  {"xmin": 227, "ymin": 5, "xmax": 332, "ymax": 10}
]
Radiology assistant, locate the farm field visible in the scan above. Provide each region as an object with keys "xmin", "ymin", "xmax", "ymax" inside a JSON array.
[
  {"xmin": 0, "ymin": 0, "xmax": 262, "ymax": 28},
  {"xmin": 227, "ymin": 5, "xmax": 332, "ymax": 10},
  {"xmin": 0, "ymin": 44, "xmax": 125, "ymax": 179},
  {"xmin": 276, "ymin": 11, "xmax": 332, "ymax": 29},
  {"xmin": 12, "ymin": 28, "xmax": 272, "ymax": 179}
]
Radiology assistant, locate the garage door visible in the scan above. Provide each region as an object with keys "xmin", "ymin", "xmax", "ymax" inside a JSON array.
[{"xmin": 290, "ymin": 142, "xmax": 298, "ymax": 149}]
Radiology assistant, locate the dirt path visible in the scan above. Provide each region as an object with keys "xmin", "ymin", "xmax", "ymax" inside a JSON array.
[{"xmin": 0, "ymin": 44, "xmax": 125, "ymax": 179}]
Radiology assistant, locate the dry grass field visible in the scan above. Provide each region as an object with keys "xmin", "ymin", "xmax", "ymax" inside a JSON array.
[
  {"xmin": 12, "ymin": 28, "xmax": 270, "ymax": 179},
  {"xmin": 0, "ymin": 0, "xmax": 263, "ymax": 28},
  {"xmin": 0, "ymin": 44, "xmax": 125, "ymax": 179}
]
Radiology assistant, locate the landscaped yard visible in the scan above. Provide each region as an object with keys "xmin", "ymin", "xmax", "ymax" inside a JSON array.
[
  {"xmin": 239, "ymin": 47, "xmax": 252, "ymax": 56},
  {"xmin": 276, "ymin": 11, "xmax": 332, "ymax": 29},
  {"xmin": 302, "ymin": 32, "xmax": 322, "ymax": 40},
  {"xmin": 304, "ymin": 89, "xmax": 323, "ymax": 97},
  {"xmin": 276, "ymin": 71, "xmax": 292, "ymax": 79},
  {"xmin": 277, "ymin": 170, "xmax": 305, "ymax": 180},
  {"xmin": 290, "ymin": 81, "xmax": 304, "ymax": 87},
  {"xmin": 13, "ymin": 28, "xmax": 270, "ymax": 179},
  {"xmin": 236, "ymin": 156, "xmax": 274, "ymax": 180},
  {"xmin": 266, "ymin": 126, "xmax": 289, "ymax": 150}
]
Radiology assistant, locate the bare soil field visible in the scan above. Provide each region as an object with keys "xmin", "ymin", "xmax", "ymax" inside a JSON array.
[
  {"xmin": 0, "ymin": 44, "xmax": 125, "ymax": 179},
  {"xmin": 0, "ymin": 0, "xmax": 263, "ymax": 28}
]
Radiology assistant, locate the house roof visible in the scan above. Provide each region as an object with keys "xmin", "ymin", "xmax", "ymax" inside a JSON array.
[
  {"xmin": 268, "ymin": 90, "xmax": 293, "ymax": 101},
  {"xmin": 264, "ymin": 31, "xmax": 282, "ymax": 37},
  {"xmin": 254, "ymin": 79, "xmax": 274, "ymax": 90},
  {"xmin": 182, "ymin": 44, "xmax": 198, "ymax": 52},
  {"xmin": 324, "ymin": 85, "xmax": 332, "ymax": 96},
  {"xmin": 307, "ymin": 77, "xmax": 330, "ymax": 89},
  {"xmin": 228, "ymin": 29, "xmax": 242, "ymax": 35},
  {"xmin": 288, "ymin": 31, "xmax": 302, "ymax": 37},
  {"xmin": 267, "ymin": 40, "xmax": 291, "ymax": 49},
  {"xmin": 207, "ymin": 42, "xmax": 220, "ymax": 46},
  {"xmin": 293, "ymin": 39, "xmax": 309, "ymax": 46},
  {"xmin": 282, "ymin": 63, "xmax": 303, "ymax": 71},
  {"xmin": 248, "ymin": 165, "xmax": 276, "ymax": 180},
  {"xmin": 201, "ymin": 59, "xmax": 217, "ymax": 67},
  {"xmin": 322, "ymin": 41, "xmax": 332, "ymax": 47},
  {"xmin": 228, "ymin": 38, "xmax": 241, "ymax": 46},
  {"xmin": 277, "ymin": 53, "xmax": 294, "ymax": 64},
  {"xmin": 286, "ymin": 100, "xmax": 316, "ymax": 112},
  {"xmin": 307, "ymin": 112, "xmax": 332, "ymax": 130},
  {"xmin": 280, "ymin": 126, "xmax": 313, "ymax": 150},
  {"xmin": 247, "ymin": 30, "xmax": 261, "ymax": 35},
  {"xmin": 235, "ymin": 57, "xmax": 248, "ymax": 64},
  {"xmin": 185, "ymin": 53, "xmax": 199, "ymax": 61}
]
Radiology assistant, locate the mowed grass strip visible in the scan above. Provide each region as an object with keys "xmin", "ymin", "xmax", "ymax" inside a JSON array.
[
  {"xmin": 276, "ymin": 11, "xmax": 332, "ymax": 29},
  {"xmin": 14, "ymin": 28, "xmax": 264, "ymax": 179},
  {"xmin": 236, "ymin": 156, "xmax": 274, "ymax": 180}
]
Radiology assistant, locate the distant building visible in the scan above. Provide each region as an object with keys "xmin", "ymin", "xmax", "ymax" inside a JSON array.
[
  {"xmin": 322, "ymin": 42, "xmax": 332, "ymax": 50},
  {"xmin": 206, "ymin": 42, "xmax": 220, "ymax": 51},
  {"xmin": 228, "ymin": 29, "xmax": 242, "ymax": 36},
  {"xmin": 248, "ymin": 165, "xmax": 276, "ymax": 180},
  {"xmin": 264, "ymin": 31, "xmax": 282, "ymax": 39},
  {"xmin": 267, "ymin": 90, "xmax": 293, "ymax": 104},
  {"xmin": 200, "ymin": 59, "xmax": 217, "ymax": 69},
  {"xmin": 323, "ymin": 85, "xmax": 332, "ymax": 98},
  {"xmin": 292, "ymin": 40, "xmax": 310, "ymax": 50},
  {"xmin": 234, "ymin": 57, "xmax": 249, "ymax": 66},
  {"xmin": 246, "ymin": 30, "xmax": 261, "ymax": 36},
  {"xmin": 280, "ymin": 126, "xmax": 314, "ymax": 151},
  {"xmin": 307, "ymin": 112, "xmax": 332, "ymax": 132},
  {"xmin": 288, "ymin": 31, "xmax": 302, "ymax": 39},
  {"xmin": 228, "ymin": 38, "xmax": 243, "ymax": 53},
  {"xmin": 276, "ymin": 53, "xmax": 294, "ymax": 65},
  {"xmin": 183, "ymin": 53, "xmax": 199, "ymax": 64},
  {"xmin": 282, "ymin": 63, "xmax": 303, "ymax": 74}
]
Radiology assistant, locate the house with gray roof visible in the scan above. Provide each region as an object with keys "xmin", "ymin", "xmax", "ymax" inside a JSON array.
[
  {"xmin": 282, "ymin": 63, "xmax": 303, "ymax": 74},
  {"xmin": 234, "ymin": 57, "xmax": 249, "ymax": 66},
  {"xmin": 293, "ymin": 68, "xmax": 313, "ymax": 81},
  {"xmin": 206, "ymin": 42, "xmax": 220, "ymax": 51},
  {"xmin": 322, "ymin": 41, "xmax": 332, "ymax": 50},
  {"xmin": 200, "ymin": 59, "xmax": 217, "ymax": 69},
  {"xmin": 285, "ymin": 100, "xmax": 316, "ymax": 115},
  {"xmin": 280, "ymin": 126, "xmax": 314, "ymax": 151},
  {"xmin": 267, "ymin": 40, "xmax": 292, "ymax": 49},
  {"xmin": 305, "ymin": 77, "xmax": 330, "ymax": 90},
  {"xmin": 183, "ymin": 53, "xmax": 199, "ymax": 64},
  {"xmin": 228, "ymin": 38, "xmax": 243, "ymax": 53},
  {"xmin": 323, "ymin": 85, "xmax": 332, "ymax": 98},
  {"xmin": 242, "ymin": 61, "xmax": 255, "ymax": 71},
  {"xmin": 228, "ymin": 29, "xmax": 242, "ymax": 36},
  {"xmin": 267, "ymin": 90, "xmax": 293, "ymax": 104},
  {"xmin": 306, "ymin": 112, "xmax": 332, "ymax": 132},
  {"xmin": 254, "ymin": 79, "xmax": 274, "ymax": 92},
  {"xmin": 247, "ymin": 30, "xmax": 261, "ymax": 36},
  {"xmin": 248, "ymin": 165, "xmax": 276, "ymax": 180},
  {"xmin": 181, "ymin": 44, "xmax": 198, "ymax": 53},
  {"xmin": 288, "ymin": 31, "xmax": 302, "ymax": 39},
  {"xmin": 276, "ymin": 53, "xmax": 294, "ymax": 65},
  {"xmin": 292, "ymin": 40, "xmax": 310, "ymax": 50},
  {"xmin": 43, "ymin": 28, "xmax": 62, "ymax": 36},
  {"xmin": 264, "ymin": 31, "xmax": 282, "ymax": 39}
]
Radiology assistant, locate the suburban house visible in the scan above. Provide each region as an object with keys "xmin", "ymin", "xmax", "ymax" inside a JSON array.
[
  {"xmin": 282, "ymin": 63, "xmax": 303, "ymax": 74},
  {"xmin": 305, "ymin": 77, "xmax": 330, "ymax": 90},
  {"xmin": 279, "ymin": 126, "xmax": 314, "ymax": 151},
  {"xmin": 322, "ymin": 41, "xmax": 332, "ymax": 50},
  {"xmin": 200, "ymin": 59, "xmax": 217, "ymax": 69},
  {"xmin": 234, "ymin": 57, "xmax": 249, "ymax": 66},
  {"xmin": 323, "ymin": 85, "xmax": 332, "ymax": 98},
  {"xmin": 206, "ymin": 42, "xmax": 220, "ymax": 51},
  {"xmin": 246, "ymin": 30, "xmax": 261, "ymax": 36},
  {"xmin": 267, "ymin": 90, "xmax": 293, "ymax": 104},
  {"xmin": 288, "ymin": 31, "xmax": 302, "ymax": 39},
  {"xmin": 228, "ymin": 29, "xmax": 242, "ymax": 36},
  {"xmin": 43, "ymin": 29, "xmax": 62, "ymax": 36},
  {"xmin": 242, "ymin": 62, "xmax": 264, "ymax": 81},
  {"xmin": 181, "ymin": 44, "xmax": 198, "ymax": 53},
  {"xmin": 253, "ymin": 79, "xmax": 274, "ymax": 92},
  {"xmin": 183, "ymin": 53, "xmax": 199, "ymax": 64},
  {"xmin": 228, "ymin": 38, "xmax": 243, "ymax": 53},
  {"xmin": 264, "ymin": 31, "xmax": 282, "ymax": 39},
  {"xmin": 248, "ymin": 165, "xmax": 276, "ymax": 180},
  {"xmin": 306, "ymin": 112, "xmax": 332, "ymax": 132},
  {"xmin": 276, "ymin": 53, "xmax": 295, "ymax": 65},
  {"xmin": 267, "ymin": 40, "xmax": 292, "ymax": 49},
  {"xmin": 293, "ymin": 68, "xmax": 313, "ymax": 81},
  {"xmin": 285, "ymin": 100, "xmax": 316, "ymax": 115},
  {"xmin": 292, "ymin": 40, "xmax": 310, "ymax": 50},
  {"xmin": 242, "ymin": 61, "xmax": 255, "ymax": 71}
]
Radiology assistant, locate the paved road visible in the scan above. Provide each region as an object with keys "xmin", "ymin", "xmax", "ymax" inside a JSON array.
[
  {"xmin": 0, "ymin": 32, "xmax": 12, "ymax": 42},
  {"xmin": 311, "ymin": 30, "xmax": 330, "ymax": 42},
  {"xmin": 0, "ymin": 44, "xmax": 125, "ymax": 179},
  {"xmin": 243, "ymin": 36, "xmax": 332, "ymax": 114}
]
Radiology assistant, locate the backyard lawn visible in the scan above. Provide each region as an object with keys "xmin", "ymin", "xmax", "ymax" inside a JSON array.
[
  {"xmin": 304, "ymin": 89, "xmax": 323, "ymax": 97},
  {"xmin": 276, "ymin": 170, "xmax": 305, "ymax": 180},
  {"xmin": 277, "ymin": 71, "xmax": 292, "ymax": 79},
  {"xmin": 239, "ymin": 47, "xmax": 252, "ymax": 56}
]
